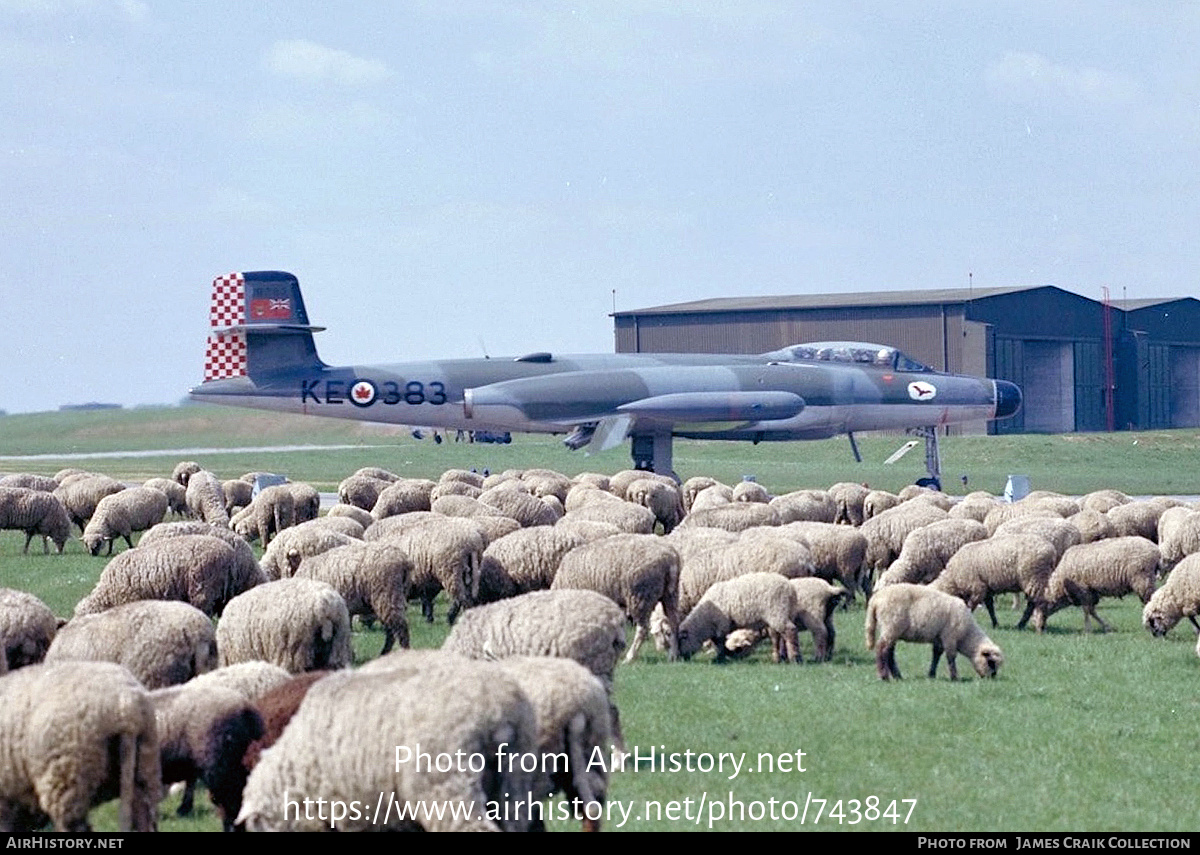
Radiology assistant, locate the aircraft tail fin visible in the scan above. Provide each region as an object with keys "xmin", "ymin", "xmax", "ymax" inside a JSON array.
[{"xmin": 202, "ymin": 271, "xmax": 325, "ymax": 381}]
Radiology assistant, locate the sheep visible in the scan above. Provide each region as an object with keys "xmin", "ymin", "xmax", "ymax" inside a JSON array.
[
  {"xmin": 551, "ymin": 533, "xmax": 681, "ymax": 662},
  {"xmin": 1043, "ymin": 537, "xmax": 1162, "ymax": 632},
  {"xmin": 476, "ymin": 525, "xmax": 592, "ymax": 604},
  {"xmin": 216, "ymin": 578, "xmax": 353, "ymax": 673},
  {"xmin": 1106, "ymin": 498, "xmax": 1173, "ymax": 541},
  {"xmin": 81, "ymin": 486, "xmax": 170, "ymax": 556},
  {"xmin": 861, "ymin": 489, "xmax": 901, "ymax": 521},
  {"xmin": 677, "ymin": 573, "xmax": 802, "ymax": 663},
  {"xmin": 680, "ymin": 476, "xmax": 723, "ymax": 513},
  {"xmin": 864, "ymin": 583, "xmax": 1004, "ymax": 681},
  {"xmin": 50, "ymin": 474, "xmax": 128, "ymax": 535},
  {"xmin": 236, "ymin": 658, "xmax": 543, "ymax": 831},
  {"xmin": 770, "ymin": 489, "xmax": 837, "ymax": 524},
  {"xmin": 0, "ymin": 487, "xmax": 72, "ymax": 554},
  {"xmin": 0, "ymin": 473, "xmax": 57, "ymax": 492},
  {"xmin": 0, "ymin": 661, "xmax": 160, "ymax": 832},
  {"xmin": 0, "ymin": 588, "xmax": 58, "ymax": 673},
  {"xmin": 230, "ymin": 483, "xmax": 295, "ymax": 546},
  {"xmin": 931, "ymin": 534, "xmax": 1060, "ymax": 631},
  {"xmin": 1081, "ymin": 489, "xmax": 1130, "ymax": 514},
  {"xmin": 259, "ymin": 522, "xmax": 356, "ymax": 581},
  {"xmin": 150, "ymin": 681, "xmax": 265, "ymax": 830},
  {"xmin": 625, "ymin": 477, "xmax": 685, "ymax": 533},
  {"xmin": 337, "ymin": 473, "xmax": 391, "ymax": 510},
  {"xmin": 680, "ymin": 503, "xmax": 781, "ymax": 532},
  {"xmin": 73, "ymin": 534, "xmax": 248, "ymax": 618},
  {"xmin": 859, "ymin": 500, "xmax": 949, "ymax": 579},
  {"xmin": 827, "ymin": 481, "xmax": 869, "ymax": 526},
  {"xmin": 876, "ymin": 518, "xmax": 988, "ymax": 588},
  {"xmin": 429, "ymin": 479, "xmax": 483, "ymax": 502},
  {"xmin": 778, "ymin": 521, "xmax": 870, "ymax": 599},
  {"xmin": 47, "ymin": 599, "xmax": 218, "ymax": 689},
  {"xmin": 440, "ymin": 467, "xmax": 486, "ymax": 489},
  {"xmin": 172, "ymin": 460, "xmax": 202, "ymax": 486},
  {"xmin": 375, "ymin": 517, "xmax": 486, "ymax": 623},
  {"xmin": 1156, "ymin": 507, "xmax": 1200, "ymax": 572},
  {"xmin": 993, "ymin": 516, "xmax": 1083, "ymax": 562},
  {"xmin": 787, "ymin": 577, "xmax": 851, "ymax": 661},
  {"xmin": 443, "ymin": 589, "xmax": 627, "ymax": 696},
  {"xmin": 287, "ymin": 482, "xmax": 321, "ymax": 524},
  {"xmin": 221, "ymin": 479, "xmax": 255, "ymax": 514},
  {"xmin": 732, "ymin": 479, "xmax": 771, "ymax": 504},
  {"xmin": 238, "ymin": 670, "xmax": 332, "ymax": 773},
  {"xmin": 326, "ymin": 502, "xmax": 375, "ymax": 529},
  {"xmin": 561, "ymin": 495, "xmax": 657, "ymax": 534},
  {"xmin": 673, "ymin": 534, "xmax": 815, "ymax": 619},
  {"xmin": 370, "ymin": 478, "xmax": 436, "ymax": 518},
  {"xmin": 184, "ymin": 661, "xmax": 293, "ymax": 701},
  {"xmin": 185, "ymin": 470, "xmax": 229, "ymax": 526},
  {"xmin": 520, "ymin": 469, "xmax": 573, "ymax": 503},
  {"xmin": 352, "ymin": 466, "xmax": 401, "ymax": 483},
  {"xmin": 293, "ymin": 541, "xmax": 412, "ymax": 654},
  {"xmin": 135, "ymin": 521, "xmax": 266, "ymax": 600},
  {"xmin": 144, "ymin": 477, "xmax": 188, "ymax": 516},
  {"xmin": 479, "ymin": 484, "xmax": 562, "ymax": 527},
  {"xmin": 608, "ymin": 468, "xmax": 671, "ymax": 501},
  {"xmin": 1142, "ymin": 552, "xmax": 1200, "ymax": 638}
]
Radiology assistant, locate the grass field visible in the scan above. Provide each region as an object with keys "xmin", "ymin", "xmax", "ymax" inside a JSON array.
[{"xmin": 1, "ymin": 405, "xmax": 1198, "ymax": 832}]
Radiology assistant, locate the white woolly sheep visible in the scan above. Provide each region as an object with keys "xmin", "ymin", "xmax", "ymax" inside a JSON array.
[
  {"xmin": 1066, "ymin": 508, "xmax": 1117, "ymax": 543},
  {"xmin": 184, "ymin": 661, "xmax": 293, "ymax": 701},
  {"xmin": 375, "ymin": 517, "xmax": 485, "ymax": 623},
  {"xmin": 787, "ymin": 577, "xmax": 850, "ymax": 661},
  {"xmin": 337, "ymin": 473, "xmax": 391, "ymax": 510},
  {"xmin": 73, "ymin": 534, "xmax": 247, "ymax": 618},
  {"xmin": 0, "ymin": 588, "xmax": 58, "ymax": 672},
  {"xmin": 561, "ymin": 495, "xmax": 657, "ymax": 534},
  {"xmin": 259, "ymin": 522, "xmax": 356, "ymax": 581},
  {"xmin": 1157, "ymin": 507, "xmax": 1200, "ymax": 571},
  {"xmin": 185, "ymin": 470, "xmax": 229, "ymax": 526},
  {"xmin": 82, "ymin": 486, "xmax": 170, "ymax": 556},
  {"xmin": 47, "ymin": 599, "xmax": 218, "ymax": 689},
  {"xmin": 677, "ymin": 572, "xmax": 801, "ymax": 663},
  {"xmin": 0, "ymin": 487, "xmax": 72, "ymax": 554},
  {"xmin": 0, "ymin": 473, "xmax": 57, "ymax": 492},
  {"xmin": 230, "ymin": 483, "xmax": 294, "ymax": 546},
  {"xmin": 827, "ymin": 481, "xmax": 869, "ymax": 526},
  {"xmin": 476, "ymin": 525, "xmax": 592, "ymax": 604},
  {"xmin": 864, "ymin": 583, "xmax": 1004, "ymax": 681},
  {"xmin": 1080, "ymin": 489, "xmax": 1130, "ymax": 514},
  {"xmin": 221, "ymin": 479, "xmax": 255, "ymax": 514},
  {"xmin": 53, "ymin": 475, "xmax": 126, "ymax": 534},
  {"xmin": 1142, "ymin": 552, "xmax": 1200, "ymax": 638},
  {"xmin": 625, "ymin": 477, "xmax": 685, "ymax": 533},
  {"xmin": 293, "ymin": 540, "xmax": 412, "ymax": 654},
  {"xmin": 171, "ymin": 461, "xmax": 201, "ymax": 486},
  {"xmin": 551, "ymin": 533, "xmax": 681, "ymax": 662},
  {"xmin": 861, "ymin": 489, "xmax": 901, "ymax": 520},
  {"xmin": 326, "ymin": 502, "xmax": 375, "ymax": 529},
  {"xmin": 681, "ymin": 502, "xmax": 781, "ymax": 532},
  {"xmin": 1106, "ymin": 498, "xmax": 1174, "ymax": 541},
  {"xmin": 135, "ymin": 520, "xmax": 266, "ymax": 600},
  {"xmin": 859, "ymin": 500, "xmax": 949, "ymax": 580},
  {"xmin": 732, "ymin": 479, "xmax": 771, "ymax": 504},
  {"xmin": 876, "ymin": 518, "xmax": 988, "ymax": 588},
  {"xmin": 150, "ymin": 681, "xmax": 265, "ymax": 830},
  {"xmin": 1044, "ymin": 536, "xmax": 1161, "ymax": 632},
  {"xmin": 144, "ymin": 477, "xmax": 188, "ymax": 516},
  {"xmin": 778, "ymin": 521, "xmax": 870, "ymax": 599},
  {"xmin": 216, "ymin": 578, "xmax": 353, "ymax": 673},
  {"xmin": 993, "ymin": 515, "xmax": 1083, "ymax": 561},
  {"xmin": 370, "ymin": 478, "xmax": 436, "ymax": 519},
  {"xmin": 236, "ymin": 658, "xmax": 542, "ymax": 831},
  {"xmin": 680, "ymin": 476, "xmax": 722, "ymax": 513},
  {"xmin": 287, "ymin": 482, "xmax": 320, "ymax": 524},
  {"xmin": 0, "ymin": 661, "xmax": 160, "ymax": 831},
  {"xmin": 931, "ymin": 534, "xmax": 1059, "ymax": 631},
  {"xmin": 770, "ymin": 489, "xmax": 837, "ymax": 524},
  {"xmin": 478, "ymin": 484, "xmax": 562, "ymax": 527},
  {"xmin": 673, "ymin": 534, "xmax": 815, "ymax": 620}
]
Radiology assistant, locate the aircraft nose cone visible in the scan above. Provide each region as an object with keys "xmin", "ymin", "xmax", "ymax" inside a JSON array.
[{"xmin": 994, "ymin": 380, "xmax": 1022, "ymax": 419}]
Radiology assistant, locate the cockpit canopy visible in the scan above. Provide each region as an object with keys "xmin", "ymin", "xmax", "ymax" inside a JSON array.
[{"xmin": 763, "ymin": 341, "xmax": 934, "ymax": 373}]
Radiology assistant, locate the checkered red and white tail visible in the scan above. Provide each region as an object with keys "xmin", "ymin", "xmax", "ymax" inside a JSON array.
[{"xmin": 203, "ymin": 272, "xmax": 247, "ymax": 381}]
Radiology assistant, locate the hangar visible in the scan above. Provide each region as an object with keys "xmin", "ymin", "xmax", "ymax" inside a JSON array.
[{"xmin": 612, "ymin": 287, "xmax": 1199, "ymax": 436}]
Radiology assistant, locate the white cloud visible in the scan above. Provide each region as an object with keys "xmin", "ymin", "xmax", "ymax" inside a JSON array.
[
  {"xmin": 264, "ymin": 39, "xmax": 393, "ymax": 87},
  {"xmin": 986, "ymin": 51, "xmax": 1137, "ymax": 107}
]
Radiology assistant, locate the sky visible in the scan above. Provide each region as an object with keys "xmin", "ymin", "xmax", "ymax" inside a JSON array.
[{"xmin": 1, "ymin": 1, "xmax": 1197, "ymax": 413}]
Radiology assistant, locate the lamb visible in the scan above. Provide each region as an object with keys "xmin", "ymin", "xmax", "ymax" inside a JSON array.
[
  {"xmin": 1142, "ymin": 553, "xmax": 1200, "ymax": 638},
  {"xmin": 0, "ymin": 661, "xmax": 160, "ymax": 831},
  {"xmin": 47, "ymin": 599, "xmax": 218, "ymax": 689},
  {"xmin": 74, "ymin": 534, "xmax": 248, "ymax": 618},
  {"xmin": 293, "ymin": 541, "xmax": 412, "ymax": 654},
  {"xmin": 787, "ymin": 577, "xmax": 851, "ymax": 661},
  {"xmin": 0, "ymin": 487, "xmax": 72, "ymax": 554},
  {"xmin": 150, "ymin": 681, "xmax": 265, "ymax": 830},
  {"xmin": 677, "ymin": 573, "xmax": 802, "ymax": 663},
  {"xmin": 237, "ymin": 658, "xmax": 543, "ymax": 831},
  {"xmin": 216, "ymin": 578, "xmax": 353, "ymax": 673},
  {"xmin": 864, "ymin": 583, "xmax": 1004, "ymax": 681},
  {"xmin": 0, "ymin": 588, "xmax": 58, "ymax": 673},
  {"xmin": 931, "ymin": 534, "xmax": 1059, "ymax": 631},
  {"xmin": 81, "ymin": 486, "xmax": 170, "ymax": 556},
  {"xmin": 185, "ymin": 470, "xmax": 229, "ymax": 526},
  {"xmin": 1043, "ymin": 536, "xmax": 1161, "ymax": 632},
  {"xmin": 551, "ymin": 533, "xmax": 681, "ymax": 662}
]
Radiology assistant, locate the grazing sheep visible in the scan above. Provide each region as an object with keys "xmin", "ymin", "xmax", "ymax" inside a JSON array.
[
  {"xmin": 370, "ymin": 478, "xmax": 436, "ymax": 519},
  {"xmin": 185, "ymin": 470, "xmax": 229, "ymax": 526},
  {"xmin": 680, "ymin": 476, "xmax": 723, "ymax": 513},
  {"xmin": 677, "ymin": 573, "xmax": 801, "ymax": 663},
  {"xmin": 476, "ymin": 525, "xmax": 591, "ymax": 604},
  {"xmin": 770, "ymin": 490, "xmax": 837, "ymax": 524},
  {"xmin": 625, "ymin": 478, "xmax": 685, "ymax": 533},
  {"xmin": 73, "ymin": 534, "xmax": 247, "ymax": 618},
  {"xmin": 827, "ymin": 481, "xmax": 869, "ymax": 526},
  {"xmin": 0, "ymin": 487, "xmax": 72, "ymax": 554},
  {"xmin": 1044, "ymin": 537, "xmax": 1161, "ymax": 632},
  {"xmin": 293, "ymin": 541, "xmax": 412, "ymax": 654},
  {"xmin": 216, "ymin": 578, "xmax": 353, "ymax": 673},
  {"xmin": 0, "ymin": 588, "xmax": 58, "ymax": 673},
  {"xmin": 779, "ymin": 521, "xmax": 870, "ymax": 599},
  {"xmin": 1157, "ymin": 507, "xmax": 1200, "ymax": 572},
  {"xmin": 931, "ymin": 534, "xmax": 1059, "ymax": 631},
  {"xmin": 992, "ymin": 516, "xmax": 1083, "ymax": 562},
  {"xmin": 861, "ymin": 489, "xmax": 901, "ymax": 521},
  {"xmin": 172, "ymin": 461, "xmax": 202, "ymax": 487},
  {"xmin": 230, "ymin": 484, "xmax": 294, "ymax": 546},
  {"xmin": 259, "ymin": 522, "xmax": 356, "ymax": 581},
  {"xmin": 859, "ymin": 500, "xmax": 949, "ymax": 579},
  {"xmin": 732, "ymin": 480, "xmax": 771, "ymax": 504},
  {"xmin": 82, "ymin": 486, "xmax": 170, "ymax": 556},
  {"xmin": 135, "ymin": 521, "xmax": 266, "ymax": 601},
  {"xmin": 682, "ymin": 502, "xmax": 781, "ymax": 532},
  {"xmin": 864, "ymin": 583, "xmax": 1003, "ymax": 681},
  {"xmin": 520, "ymin": 469, "xmax": 573, "ymax": 503},
  {"xmin": 787, "ymin": 577, "xmax": 851, "ymax": 661},
  {"xmin": 221, "ymin": 479, "xmax": 255, "ymax": 514},
  {"xmin": 876, "ymin": 518, "xmax": 988, "ymax": 588},
  {"xmin": 150, "ymin": 682, "xmax": 265, "ymax": 830},
  {"xmin": 0, "ymin": 473, "xmax": 57, "ymax": 492},
  {"xmin": 144, "ymin": 477, "xmax": 188, "ymax": 516},
  {"xmin": 184, "ymin": 661, "xmax": 293, "ymax": 701},
  {"xmin": 1080, "ymin": 489, "xmax": 1130, "ymax": 514},
  {"xmin": 551, "ymin": 533, "xmax": 681, "ymax": 662},
  {"xmin": 326, "ymin": 502, "xmax": 375, "ymax": 529},
  {"xmin": 0, "ymin": 661, "xmax": 160, "ymax": 832},
  {"xmin": 443, "ymin": 589, "xmax": 627, "ymax": 696},
  {"xmin": 337, "ymin": 473, "xmax": 391, "ymax": 510},
  {"xmin": 478, "ymin": 485, "xmax": 561, "ymax": 527},
  {"xmin": 376, "ymin": 517, "xmax": 485, "ymax": 623},
  {"xmin": 236, "ymin": 659, "xmax": 543, "ymax": 831},
  {"xmin": 53, "ymin": 475, "xmax": 126, "ymax": 534},
  {"xmin": 287, "ymin": 482, "xmax": 321, "ymax": 524},
  {"xmin": 47, "ymin": 599, "xmax": 218, "ymax": 689},
  {"xmin": 673, "ymin": 534, "xmax": 815, "ymax": 619},
  {"xmin": 1106, "ymin": 498, "xmax": 1173, "ymax": 542},
  {"xmin": 561, "ymin": 496, "xmax": 657, "ymax": 534},
  {"xmin": 1142, "ymin": 553, "xmax": 1200, "ymax": 638}
]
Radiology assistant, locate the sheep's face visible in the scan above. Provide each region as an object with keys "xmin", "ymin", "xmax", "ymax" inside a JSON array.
[
  {"xmin": 1141, "ymin": 599, "xmax": 1179, "ymax": 637},
  {"xmin": 82, "ymin": 532, "xmax": 105, "ymax": 556},
  {"xmin": 973, "ymin": 644, "xmax": 1004, "ymax": 678}
]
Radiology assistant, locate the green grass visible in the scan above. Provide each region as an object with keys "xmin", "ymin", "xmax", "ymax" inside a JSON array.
[{"xmin": 3, "ymin": 406, "xmax": 1200, "ymax": 831}]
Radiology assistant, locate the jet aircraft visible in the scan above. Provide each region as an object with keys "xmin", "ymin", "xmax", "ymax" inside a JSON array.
[{"xmin": 189, "ymin": 271, "xmax": 1022, "ymax": 483}]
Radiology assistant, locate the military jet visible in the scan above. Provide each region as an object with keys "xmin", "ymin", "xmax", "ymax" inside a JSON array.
[{"xmin": 189, "ymin": 271, "xmax": 1022, "ymax": 483}]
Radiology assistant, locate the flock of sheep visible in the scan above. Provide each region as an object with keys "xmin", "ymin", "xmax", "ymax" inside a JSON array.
[{"xmin": 1, "ymin": 461, "xmax": 1198, "ymax": 832}]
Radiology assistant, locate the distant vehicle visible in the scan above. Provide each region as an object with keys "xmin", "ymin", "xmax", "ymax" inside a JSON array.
[{"xmin": 189, "ymin": 271, "xmax": 1021, "ymax": 483}]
